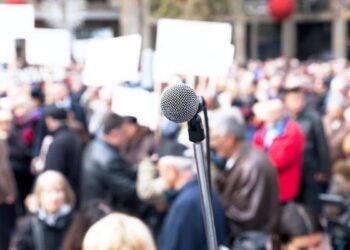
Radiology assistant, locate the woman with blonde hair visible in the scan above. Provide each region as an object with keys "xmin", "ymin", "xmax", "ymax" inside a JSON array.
[
  {"xmin": 16, "ymin": 170, "xmax": 75, "ymax": 250},
  {"xmin": 83, "ymin": 213, "xmax": 156, "ymax": 250}
]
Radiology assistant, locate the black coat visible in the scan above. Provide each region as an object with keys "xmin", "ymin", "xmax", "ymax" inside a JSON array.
[
  {"xmin": 33, "ymin": 101, "xmax": 87, "ymax": 157},
  {"xmin": 81, "ymin": 139, "xmax": 138, "ymax": 213},
  {"xmin": 296, "ymin": 108, "xmax": 329, "ymax": 211},
  {"xmin": 296, "ymin": 108, "xmax": 329, "ymax": 174},
  {"xmin": 16, "ymin": 212, "xmax": 73, "ymax": 250},
  {"xmin": 45, "ymin": 125, "xmax": 83, "ymax": 198}
]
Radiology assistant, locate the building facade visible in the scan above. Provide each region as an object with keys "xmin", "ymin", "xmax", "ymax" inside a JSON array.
[{"xmin": 7, "ymin": 0, "xmax": 350, "ymax": 62}]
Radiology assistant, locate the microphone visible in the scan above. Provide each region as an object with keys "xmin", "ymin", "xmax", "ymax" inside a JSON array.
[
  {"xmin": 160, "ymin": 84, "xmax": 218, "ymax": 250},
  {"xmin": 160, "ymin": 84, "xmax": 203, "ymax": 123}
]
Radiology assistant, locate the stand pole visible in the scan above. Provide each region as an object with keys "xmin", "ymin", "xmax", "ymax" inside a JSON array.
[{"xmin": 188, "ymin": 114, "xmax": 218, "ymax": 250}]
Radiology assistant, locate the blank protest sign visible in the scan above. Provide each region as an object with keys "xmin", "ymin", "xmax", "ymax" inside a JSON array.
[
  {"xmin": 154, "ymin": 18, "xmax": 234, "ymax": 81},
  {"xmin": 0, "ymin": 4, "xmax": 34, "ymax": 38},
  {"xmin": 82, "ymin": 34, "xmax": 142, "ymax": 86},
  {"xmin": 0, "ymin": 38, "xmax": 15, "ymax": 64},
  {"xmin": 25, "ymin": 28, "xmax": 71, "ymax": 67},
  {"xmin": 112, "ymin": 86, "xmax": 159, "ymax": 130}
]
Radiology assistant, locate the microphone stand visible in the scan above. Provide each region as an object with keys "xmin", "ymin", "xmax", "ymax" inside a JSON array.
[{"xmin": 188, "ymin": 114, "xmax": 218, "ymax": 250}]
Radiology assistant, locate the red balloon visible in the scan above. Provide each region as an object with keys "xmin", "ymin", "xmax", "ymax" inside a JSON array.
[
  {"xmin": 4, "ymin": 0, "xmax": 28, "ymax": 4},
  {"xmin": 269, "ymin": 0, "xmax": 295, "ymax": 20}
]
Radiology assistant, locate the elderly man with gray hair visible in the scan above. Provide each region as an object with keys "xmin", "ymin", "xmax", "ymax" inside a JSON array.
[
  {"xmin": 157, "ymin": 156, "xmax": 227, "ymax": 250},
  {"xmin": 210, "ymin": 108, "xmax": 279, "ymax": 239}
]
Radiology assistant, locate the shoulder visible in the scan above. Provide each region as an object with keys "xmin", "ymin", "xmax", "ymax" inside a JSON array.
[
  {"xmin": 286, "ymin": 119, "xmax": 304, "ymax": 134},
  {"xmin": 86, "ymin": 140, "xmax": 109, "ymax": 155},
  {"xmin": 243, "ymin": 147, "xmax": 276, "ymax": 174},
  {"xmin": 246, "ymin": 146, "xmax": 270, "ymax": 165},
  {"xmin": 172, "ymin": 186, "xmax": 200, "ymax": 212},
  {"xmin": 84, "ymin": 140, "xmax": 110, "ymax": 161},
  {"xmin": 301, "ymin": 108, "xmax": 322, "ymax": 122},
  {"xmin": 16, "ymin": 215, "xmax": 35, "ymax": 240}
]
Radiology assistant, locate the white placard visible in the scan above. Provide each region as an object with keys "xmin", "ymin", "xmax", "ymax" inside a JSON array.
[
  {"xmin": 0, "ymin": 38, "xmax": 15, "ymax": 64},
  {"xmin": 25, "ymin": 28, "xmax": 71, "ymax": 67},
  {"xmin": 72, "ymin": 39, "xmax": 91, "ymax": 64},
  {"xmin": 154, "ymin": 18, "xmax": 234, "ymax": 81},
  {"xmin": 112, "ymin": 86, "xmax": 159, "ymax": 130},
  {"xmin": 82, "ymin": 34, "xmax": 142, "ymax": 86},
  {"xmin": 72, "ymin": 27, "xmax": 114, "ymax": 64},
  {"xmin": 0, "ymin": 4, "xmax": 34, "ymax": 38}
]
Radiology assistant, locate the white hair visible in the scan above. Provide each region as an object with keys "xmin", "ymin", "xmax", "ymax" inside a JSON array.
[
  {"xmin": 158, "ymin": 156, "xmax": 194, "ymax": 173},
  {"xmin": 210, "ymin": 107, "xmax": 245, "ymax": 140}
]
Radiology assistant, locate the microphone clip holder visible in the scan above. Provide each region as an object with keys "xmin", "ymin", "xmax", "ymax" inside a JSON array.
[{"xmin": 188, "ymin": 114, "xmax": 205, "ymax": 143}]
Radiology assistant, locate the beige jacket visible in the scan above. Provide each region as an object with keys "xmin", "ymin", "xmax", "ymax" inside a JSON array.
[{"xmin": 136, "ymin": 158, "xmax": 167, "ymax": 205}]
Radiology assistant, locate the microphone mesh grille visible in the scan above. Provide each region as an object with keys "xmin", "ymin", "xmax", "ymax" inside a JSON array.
[{"xmin": 160, "ymin": 84, "xmax": 199, "ymax": 123}]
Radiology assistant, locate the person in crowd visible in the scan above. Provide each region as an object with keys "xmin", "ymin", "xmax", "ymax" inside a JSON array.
[
  {"xmin": 282, "ymin": 84, "xmax": 329, "ymax": 212},
  {"xmin": 81, "ymin": 113, "xmax": 139, "ymax": 213},
  {"xmin": 157, "ymin": 156, "xmax": 227, "ymax": 250},
  {"xmin": 253, "ymin": 99, "xmax": 305, "ymax": 203},
  {"xmin": 80, "ymin": 86, "xmax": 113, "ymax": 137},
  {"xmin": 137, "ymin": 156, "xmax": 168, "ymax": 206},
  {"xmin": 325, "ymin": 135, "xmax": 350, "ymax": 218},
  {"xmin": 0, "ymin": 110, "xmax": 17, "ymax": 250},
  {"xmin": 8, "ymin": 94, "xmax": 37, "ymax": 215},
  {"xmin": 136, "ymin": 142, "xmax": 188, "ymax": 237},
  {"xmin": 31, "ymin": 87, "xmax": 48, "ymax": 158},
  {"xmin": 210, "ymin": 108, "xmax": 279, "ymax": 238},
  {"xmin": 325, "ymin": 160, "xmax": 350, "ymax": 220},
  {"xmin": 44, "ymin": 107, "xmax": 83, "ymax": 200},
  {"xmin": 271, "ymin": 202, "xmax": 332, "ymax": 250},
  {"xmin": 83, "ymin": 213, "xmax": 156, "ymax": 250},
  {"xmin": 323, "ymin": 99, "xmax": 350, "ymax": 168},
  {"xmin": 33, "ymin": 82, "xmax": 88, "ymax": 155},
  {"xmin": 16, "ymin": 170, "xmax": 75, "ymax": 250},
  {"xmin": 136, "ymin": 140, "xmax": 187, "ymax": 206},
  {"xmin": 69, "ymin": 72, "xmax": 86, "ymax": 104},
  {"xmin": 50, "ymin": 82, "xmax": 87, "ymax": 128},
  {"xmin": 121, "ymin": 116, "xmax": 159, "ymax": 166},
  {"xmin": 62, "ymin": 199, "xmax": 112, "ymax": 250}
]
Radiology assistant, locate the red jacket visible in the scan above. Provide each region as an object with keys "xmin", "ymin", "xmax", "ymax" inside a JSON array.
[{"xmin": 253, "ymin": 119, "xmax": 305, "ymax": 202}]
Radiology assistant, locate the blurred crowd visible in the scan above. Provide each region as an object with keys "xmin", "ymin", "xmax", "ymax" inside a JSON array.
[{"xmin": 2, "ymin": 57, "xmax": 350, "ymax": 249}]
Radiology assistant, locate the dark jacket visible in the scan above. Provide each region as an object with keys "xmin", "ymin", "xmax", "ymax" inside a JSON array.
[
  {"xmin": 297, "ymin": 108, "xmax": 329, "ymax": 175},
  {"xmin": 33, "ymin": 101, "xmax": 87, "ymax": 157},
  {"xmin": 217, "ymin": 144, "xmax": 279, "ymax": 237},
  {"xmin": 70, "ymin": 101, "xmax": 87, "ymax": 130},
  {"xmin": 45, "ymin": 125, "xmax": 83, "ymax": 197},
  {"xmin": 16, "ymin": 211, "xmax": 73, "ymax": 250},
  {"xmin": 8, "ymin": 118, "xmax": 34, "ymax": 173},
  {"xmin": 81, "ymin": 139, "xmax": 138, "ymax": 212},
  {"xmin": 158, "ymin": 178, "xmax": 227, "ymax": 250},
  {"xmin": 296, "ymin": 108, "xmax": 330, "ymax": 211}
]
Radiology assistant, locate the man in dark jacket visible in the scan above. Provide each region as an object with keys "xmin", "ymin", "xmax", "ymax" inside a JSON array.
[
  {"xmin": 157, "ymin": 156, "xmax": 227, "ymax": 250},
  {"xmin": 44, "ymin": 107, "xmax": 83, "ymax": 200},
  {"xmin": 283, "ymin": 86, "xmax": 329, "ymax": 212},
  {"xmin": 210, "ymin": 109, "xmax": 279, "ymax": 238},
  {"xmin": 81, "ymin": 114, "xmax": 139, "ymax": 213}
]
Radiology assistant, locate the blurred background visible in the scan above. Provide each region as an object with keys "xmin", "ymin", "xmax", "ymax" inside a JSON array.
[{"xmin": 1, "ymin": 0, "xmax": 348, "ymax": 63}]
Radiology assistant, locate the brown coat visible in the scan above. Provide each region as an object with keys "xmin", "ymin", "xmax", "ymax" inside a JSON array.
[
  {"xmin": 217, "ymin": 144, "xmax": 279, "ymax": 237},
  {"xmin": 0, "ymin": 139, "xmax": 17, "ymax": 204},
  {"xmin": 323, "ymin": 117, "xmax": 350, "ymax": 168}
]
